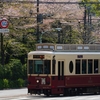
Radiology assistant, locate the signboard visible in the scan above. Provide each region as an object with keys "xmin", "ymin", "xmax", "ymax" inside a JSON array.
[
  {"xmin": 0, "ymin": 18, "xmax": 9, "ymax": 33},
  {"xmin": 0, "ymin": 29, "xmax": 9, "ymax": 33},
  {"xmin": 0, "ymin": 19, "xmax": 9, "ymax": 28}
]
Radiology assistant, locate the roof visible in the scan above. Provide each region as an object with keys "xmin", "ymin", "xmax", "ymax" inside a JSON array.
[{"xmin": 36, "ymin": 43, "xmax": 100, "ymax": 52}]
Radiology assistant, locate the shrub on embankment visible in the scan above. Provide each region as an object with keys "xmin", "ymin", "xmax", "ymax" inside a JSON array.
[{"xmin": 0, "ymin": 59, "xmax": 27, "ymax": 89}]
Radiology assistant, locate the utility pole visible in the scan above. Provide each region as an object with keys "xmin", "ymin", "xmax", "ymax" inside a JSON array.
[
  {"xmin": 55, "ymin": 28, "xmax": 62, "ymax": 44},
  {"xmin": 69, "ymin": 25, "xmax": 72, "ymax": 43},
  {"xmin": 87, "ymin": 6, "xmax": 92, "ymax": 43},
  {"xmin": 1, "ymin": 33, "xmax": 4, "ymax": 66},
  {"xmin": 37, "ymin": 0, "xmax": 40, "ymax": 43},
  {"xmin": 83, "ymin": 5, "xmax": 87, "ymax": 44},
  {"xmin": 0, "ymin": 2, "xmax": 4, "ymax": 66}
]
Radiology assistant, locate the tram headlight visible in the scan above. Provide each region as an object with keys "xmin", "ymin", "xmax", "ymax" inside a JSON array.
[{"xmin": 36, "ymin": 80, "xmax": 39, "ymax": 83}]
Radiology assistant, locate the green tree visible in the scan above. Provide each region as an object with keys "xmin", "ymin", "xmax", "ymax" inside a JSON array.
[
  {"xmin": 8, "ymin": 59, "xmax": 23, "ymax": 80},
  {"xmin": 81, "ymin": 0, "xmax": 100, "ymax": 16},
  {"xmin": 17, "ymin": 78, "xmax": 25, "ymax": 88},
  {"xmin": 0, "ymin": 65, "xmax": 4, "ymax": 79},
  {"xmin": 0, "ymin": 79, "xmax": 3, "ymax": 89},
  {"xmin": 3, "ymin": 79, "xmax": 9, "ymax": 89},
  {"xmin": 22, "ymin": 64, "xmax": 27, "ymax": 79}
]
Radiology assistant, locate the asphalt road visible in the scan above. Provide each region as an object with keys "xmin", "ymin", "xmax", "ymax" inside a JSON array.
[
  {"xmin": 0, "ymin": 88, "xmax": 100, "ymax": 100},
  {"xmin": 0, "ymin": 88, "xmax": 27, "ymax": 98}
]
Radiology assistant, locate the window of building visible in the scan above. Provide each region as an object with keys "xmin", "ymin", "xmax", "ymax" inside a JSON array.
[{"xmin": 75, "ymin": 60, "xmax": 80, "ymax": 74}]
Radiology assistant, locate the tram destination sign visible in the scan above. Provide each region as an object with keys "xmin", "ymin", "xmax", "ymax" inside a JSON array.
[{"xmin": 0, "ymin": 29, "xmax": 9, "ymax": 33}]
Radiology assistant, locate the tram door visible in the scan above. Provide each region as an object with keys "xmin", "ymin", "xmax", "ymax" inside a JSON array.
[{"xmin": 57, "ymin": 61, "xmax": 64, "ymax": 86}]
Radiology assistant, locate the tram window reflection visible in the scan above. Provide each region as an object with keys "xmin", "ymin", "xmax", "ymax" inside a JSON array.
[
  {"xmin": 94, "ymin": 59, "xmax": 98, "ymax": 73},
  {"xmin": 29, "ymin": 60, "xmax": 33, "ymax": 74},
  {"xmin": 44, "ymin": 60, "xmax": 51, "ymax": 74},
  {"xmin": 82, "ymin": 60, "xmax": 86, "ymax": 74},
  {"xmin": 30, "ymin": 60, "xmax": 51, "ymax": 74},
  {"xmin": 52, "ymin": 60, "xmax": 56, "ymax": 74},
  {"xmin": 76, "ymin": 60, "xmax": 80, "ymax": 74},
  {"xmin": 88, "ymin": 60, "xmax": 92, "ymax": 74}
]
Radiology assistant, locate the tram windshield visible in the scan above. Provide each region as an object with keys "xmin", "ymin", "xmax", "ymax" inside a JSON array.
[{"xmin": 28, "ymin": 60, "xmax": 51, "ymax": 74}]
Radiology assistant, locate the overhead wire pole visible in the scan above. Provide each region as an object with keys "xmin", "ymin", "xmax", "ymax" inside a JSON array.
[
  {"xmin": 87, "ymin": 6, "xmax": 91, "ymax": 44},
  {"xmin": 37, "ymin": 0, "xmax": 40, "ymax": 43},
  {"xmin": 1, "ymin": 33, "xmax": 4, "ymax": 66},
  {"xmin": 0, "ymin": 2, "xmax": 4, "ymax": 66},
  {"xmin": 83, "ymin": 5, "xmax": 87, "ymax": 44}
]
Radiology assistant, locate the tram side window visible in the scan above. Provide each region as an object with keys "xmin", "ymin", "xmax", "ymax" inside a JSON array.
[
  {"xmin": 52, "ymin": 60, "xmax": 56, "ymax": 74},
  {"xmin": 88, "ymin": 60, "xmax": 92, "ymax": 74},
  {"xmin": 94, "ymin": 59, "xmax": 98, "ymax": 73},
  {"xmin": 82, "ymin": 60, "xmax": 86, "ymax": 74},
  {"xmin": 58, "ymin": 61, "xmax": 60, "ymax": 80},
  {"xmin": 75, "ymin": 60, "xmax": 80, "ymax": 74},
  {"xmin": 44, "ymin": 60, "xmax": 51, "ymax": 74},
  {"xmin": 33, "ymin": 60, "xmax": 43, "ymax": 74},
  {"xmin": 28, "ymin": 60, "xmax": 33, "ymax": 74},
  {"xmin": 62, "ymin": 61, "xmax": 64, "ymax": 80}
]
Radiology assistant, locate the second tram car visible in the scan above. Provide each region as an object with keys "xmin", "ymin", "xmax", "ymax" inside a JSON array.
[{"xmin": 27, "ymin": 43, "xmax": 100, "ymax": 96}]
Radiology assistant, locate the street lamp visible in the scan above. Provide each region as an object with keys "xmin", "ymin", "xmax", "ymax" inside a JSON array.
[
  {"xmin": 39, "ymin": 32, "xmax": 45, "ymax": 43},
  {"xmin": 55, "ymin": 28, "xmax": 62, "ymax": 44}
]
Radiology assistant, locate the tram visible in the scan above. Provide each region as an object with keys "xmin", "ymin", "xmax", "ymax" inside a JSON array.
[{"xmin": 27, "ymin": 43, "xmax": 100, "ymax": 96}]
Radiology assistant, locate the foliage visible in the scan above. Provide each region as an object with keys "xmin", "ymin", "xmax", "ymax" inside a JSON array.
[
  {"xmin": 50, "ymin": 20, "xmax": 81, "ymax": 44},
  {"xmin": 80, "ymin": 0, "xmax": 100, "ymax": 16},
  {"xmin": 0, "ymin": 79, "xmax": 3, "ymax": 89},
  {"xmin": 8, "ymin": 59, "xmax": 23, "ymax": 80},
  {"xmin": 0, "ymin": 4, "xmax": 36, "ymax": 89},
  {"xmin": 0, "ymin": 0, "xmax": 99, "ymax": 90},
  {"xmin": 17, "ymin": 78, "xmax": 25, "ymax": 88},
  {"xmin": 22, "ymin": 64, "xmax": 27, "ymax": 79},
  {"xmin": 0, "ymin": 61, "xmax": 27, "ymax": 89},
  {"xmin": 3, "ymin": 79, "xmax": 9, "ymax": 89},
  {"xmin": 0, "ymin": 65, "xmax": 4, "ymax": 79}
]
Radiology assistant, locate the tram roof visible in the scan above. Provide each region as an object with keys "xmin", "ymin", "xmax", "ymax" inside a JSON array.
[
  {"xmin": 35, "ymin": 43, "xmax": 100, "ymax": 52},
  {"xmin": 28, "ymin": 50, "xmax": 100, "ymax": 55}
]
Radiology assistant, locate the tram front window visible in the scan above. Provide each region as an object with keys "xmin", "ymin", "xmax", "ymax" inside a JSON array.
[{"xmin": 28, "ymin": 60, "xmax": 51, "ymax": 74}]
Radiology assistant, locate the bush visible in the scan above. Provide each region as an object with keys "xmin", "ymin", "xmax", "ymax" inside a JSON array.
[
  {"xmin": 0, "ymin": 65, "xmax": 4, "ymax": 79},
  {"xmin": 3, "ymin": 79, "xmax": 9, "ymax": 89},
  {"xmin": 9, "ymin": 80, "xmax": 15, "ymax": 89},
  {"xmin": 9, "ymin": 59, "xmax": 23, "ymax": 80},
  {"xmin": 0, "ymin": 59, "xmax": 27, "ymax": 89},
  {"xmin": 17, "ymin": 78, "xmax": 25, "ymax": 88},
  {"xmin": 0, "ymin": 79, "xmax": 3, "ymax": 89}
]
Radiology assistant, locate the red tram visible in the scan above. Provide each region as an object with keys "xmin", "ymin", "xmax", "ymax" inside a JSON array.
[{"xmin": 27, "ymin": 43, "xmax": 100, "ymax": 96}]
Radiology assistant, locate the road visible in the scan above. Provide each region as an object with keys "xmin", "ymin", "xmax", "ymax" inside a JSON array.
[
  {"xmin": 0, "ymin": 88, "xmax": 100, "ymax": 100},
  {"xmin": 0, "ymin": 88, "xmax": 27, "ymax": 99}
]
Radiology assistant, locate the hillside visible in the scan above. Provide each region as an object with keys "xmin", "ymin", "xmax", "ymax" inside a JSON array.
[
  {"xmin": 1, "ymin": 0, "xmax": 100, "ymax": 43},
  {"xmin": 2, "ymin": 0, "xmax": 84, "ymax": 22}
]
